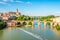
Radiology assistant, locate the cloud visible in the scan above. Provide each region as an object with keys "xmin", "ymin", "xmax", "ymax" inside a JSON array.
[
  {"xmin": 0, "ymin": 0, "xmax": 7, "ymax": 4},
  {"xmin": 3, "ymin": 0, "xmax": 7, "ymax": 1},
  {"xmin": 10, "ymin": 0, "xmax": 14, "ymax": 2},
  {"xmin": 3, "ymin": 0, "xmax": 13, "ymax": 2},
  {"xmin": 26, "ymin": 2, "xmax": 32, "ymax": 5},
  {"xmin": 0, "ymin": 9, "xmax": 1, "ymax": 10},
  {"xmin": 3, "ymin": 0, "xmax": 23, "ymax": 3},
  {"xmin": 0, "ymin": 1, "xmax": 6, "ymax": 4},
  {"xmin": 15, "ymin": 1, "xmax": 23, "ymax": 3},
  {"xmin": 0, "ymin": 0, "xmax": 32, "ymax": 5}
]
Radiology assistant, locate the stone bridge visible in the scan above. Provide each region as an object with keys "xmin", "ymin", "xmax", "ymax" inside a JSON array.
[
  {"xmin": 15, "ymin": 20, "xmax": 55, "ymax": 29},
  {"xmin": 4, "ymin": 20, "xmax": 57, "ymax": 29}
]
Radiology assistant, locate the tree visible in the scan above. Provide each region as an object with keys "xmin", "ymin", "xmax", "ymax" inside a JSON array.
[
  {"xmin": 28, "ymin": 22, "xmax": 32, "ymax": 25},
  {"xmin": 55, "ymin": 24, "xmax": 60, "ymax": 30},
  {"xmin": 40, "ymin": 15, "xmax": 55, "ymax": 21},
  {"xmin": 0, "ymin": 20, "xmax": 6, "ymax": 30},
  {"xmin": 22, "ymin": 22, "xmax": 27, "ymax": 25}
]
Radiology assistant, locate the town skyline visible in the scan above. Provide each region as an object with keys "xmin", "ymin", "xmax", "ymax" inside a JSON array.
[
  {"xmin": 0, "ymin": 0, "xmax": 60, "ymax": 40},
  {"xmin": 0, "ymin": 0, "xmax": 60, "ymax": 16}
]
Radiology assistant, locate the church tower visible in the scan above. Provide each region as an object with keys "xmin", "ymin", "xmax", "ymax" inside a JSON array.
[
  {"xmin": 16, "ymin": 8, "xmax": 21, "ymax": 17},
  {"xmin": 16, "ymin": 8, "xmax": 19, "ymax": 15}
]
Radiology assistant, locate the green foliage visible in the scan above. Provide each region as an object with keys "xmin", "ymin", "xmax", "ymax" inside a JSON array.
[
  {"xmin": 14, "ymin": 15, "xmax": 33, "ymax": 21},
  {"xmin": 47, "ymin": 22, "xmax": 50, "ymax": 25},
  {"xmin": 55, "ymin": 24, "xmax": 60, "ymax": 30},
  {"xmin": 0, "ymin": 20, "xmax": 6, "ymax": 30},
  {"xmin": 13, "ymin": 17, "xmax": 18, "ymax": 20},
  {"xmin": 23, "ymin": 22, "xmax": 27, "ymax": 25},
  {"xmin": 28, "ymin": 22, "xmax": 32, "ymax": 25},
  {"xmin": 0, "ymin": 20, "xmax": 3, "ymax": 26},
  {"xmin": 40, "ymin": 15, "xmax": 55, "ymax": 21}
]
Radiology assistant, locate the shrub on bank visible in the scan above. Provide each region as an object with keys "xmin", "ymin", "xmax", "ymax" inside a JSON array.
[
  {"xmin": 40, "ymin": 15, "xmax": 55, "ymax": 21},
  {"xmin": 28, "ymin": 22, "xmax": 32, "ymax": 25},
  {"xmin": 22, "ymin": 22, "xmax": 27, "ymax": 25},
  {"xmin": 0, "ymin": 20, "xmax": 6, "ymax": 30},
  {"xmin": 47, "ymin": 22, "xmax": 50, "ymax": 25},
  {"xmin": 55, "ymin": 24, "xmax": 60, "ymax": 30}
]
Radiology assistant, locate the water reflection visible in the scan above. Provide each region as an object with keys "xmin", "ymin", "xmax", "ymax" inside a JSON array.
[
  {"xmin": 0, "ymin": 30, "xmax": 3, "ymax": 40},
  {"xmin": 53, "ymin": 28, "xmax": 60, "ymax": 36},
  {"xmin": 24, "ymin": 21, "xmax": 54, "ymax": 30},
  {"xmin": 23, "ymin": 22, "xmax": 60, "ymax": 40},
  {"xmin": 0, "ymin": 22, "xmax": 60, "ymax": 40}
]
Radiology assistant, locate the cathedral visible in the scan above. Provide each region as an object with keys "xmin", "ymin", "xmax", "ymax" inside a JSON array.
[{"xmin": 0, "ymin": 9, "xmax": 21, "ymax": 20}]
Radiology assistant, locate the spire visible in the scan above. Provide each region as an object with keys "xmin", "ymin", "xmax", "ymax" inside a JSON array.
[
  {"xmin": 16, "ymin": 8, "xmax": 18, "ymax": 13},
  {"xmin": 16, "ymin": 8, "xmax": 19, "ymax": 14}
]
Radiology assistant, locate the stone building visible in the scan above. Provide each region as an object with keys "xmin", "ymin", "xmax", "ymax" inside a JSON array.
[
  {"xmin": 7, "ymin": 20, "xmax": 16, "ymax": 27},
  {"xmin": 53, "ymin": 17, "xmax": 60, "ymax": 26},
  {"xmin": 0, "ymin": 9, "xmax": 21, "ymax": 20}
]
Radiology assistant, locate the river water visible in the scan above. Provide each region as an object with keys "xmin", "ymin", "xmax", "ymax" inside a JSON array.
[{"xmin": 0, "ymin": 22, "xmax": 60, "ymax": 40}]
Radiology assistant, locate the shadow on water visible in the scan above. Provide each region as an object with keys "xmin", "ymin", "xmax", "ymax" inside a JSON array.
[
  {"xmin": 40, "ymin": 22, "xmax": 44, "ymax": 30},
  {"xmin": 46, "ymin": 24, "xmax": 51, "ymax": 30}
]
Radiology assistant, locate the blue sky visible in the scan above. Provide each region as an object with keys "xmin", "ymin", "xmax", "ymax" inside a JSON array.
[{"xmin": 0, "ymin": 0, "xmax": 60, "ymax": 16}]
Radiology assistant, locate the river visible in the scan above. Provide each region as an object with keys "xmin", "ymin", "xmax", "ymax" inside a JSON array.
[{"xmin": 0, "ymin": 22, "xmax": 60, "ymax": 40}]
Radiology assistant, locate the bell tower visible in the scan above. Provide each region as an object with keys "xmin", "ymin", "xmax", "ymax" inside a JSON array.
[{"xmin": 16, "ymin": 8, "xmax": 19, "ymax": 15}]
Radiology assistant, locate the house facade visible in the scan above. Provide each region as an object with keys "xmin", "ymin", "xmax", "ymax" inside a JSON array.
[
  {"xmin": 0, "ymin": 9, "xmax": 21, "ymax": 20},
  {"xmin": 53, "ymin": 17, "xmax": 60, "ymax": 26}
]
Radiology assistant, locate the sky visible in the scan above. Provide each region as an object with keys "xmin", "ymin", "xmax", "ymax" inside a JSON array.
[{"xmin": 0, "ymin": 0, "xmax": 60, "ymax": 16}]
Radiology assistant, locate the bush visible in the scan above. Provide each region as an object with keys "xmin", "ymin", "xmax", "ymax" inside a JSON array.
[
  {"xmin": 28, "ymin": 22, "xmax": 32, "ymax": 25},
  {"xmin": 47, "ymin": 22, "xmax": 50, "ymax": 25},
  {"xmin": 40, "ymin": 15, "xmax": 55, "ymax": 21},
  {"xmin": 0, "ymin": 20, "xmax": 6, "ymax": 30},
  {"xmin": 22, "ymin": 22, "xmax": 27, "ymax": 25},
  {"xmin": 55, "ymin": 24, "xmax": 60, "ymax": 30}
]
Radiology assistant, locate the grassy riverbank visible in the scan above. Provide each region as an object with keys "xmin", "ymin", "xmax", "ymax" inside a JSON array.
[{"xmin": 40, "ymin": 15, "xmax": 55, "ymax": 21}]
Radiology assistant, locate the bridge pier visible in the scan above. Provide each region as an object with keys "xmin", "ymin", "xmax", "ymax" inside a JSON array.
[
  {"xmin": 32, "ymin": 21, "xmax": 34, "ymax": 29},
  {"xmin": 44, "ymin": 22, "xmax": 47, "ymax": 30},
  {"xmin": 53, "ymin": 22, "xmax": 57, "ymax": 27},
  {"xmin": 16, "ymin": 21, "xmax": 55, "ymax": 30},
  {"xmin": 50, "ymin": 22, "xmax": 53, "ymax": 29},
  {"xmin": 32, "ymin": 21, "xmax": 34, "ymax": 26},
  {"xmin": 38, "ymin": 21, "xmax": 40, "ymax": 29},
  {"xmin": 26, "ymin": 21, "xmax": 29, "ymax": 25}
]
